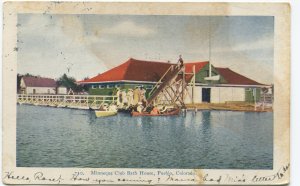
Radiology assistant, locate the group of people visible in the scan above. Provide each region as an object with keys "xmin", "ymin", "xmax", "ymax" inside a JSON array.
[
  {"xmin": 115, "ymin": 86, "xmax": 164, "ymax": 114},
  {"xmin": 116, "ymin": 86, "xmax": 147, "ymax": 108},
  {"xmin": 136, "ymin": 103, "xmax": 160, "ymax": 114},
  {"xmin": 141, "ymin": 104, "xmax": 175, "ymax": 115},
  {"xmin": 100, "ymin": 103, "xmax": 118, "ymax": 112}
]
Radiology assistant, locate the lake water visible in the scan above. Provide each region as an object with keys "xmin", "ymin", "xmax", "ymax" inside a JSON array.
[{"xmin": 17, "ymin": 104, "xmax": 273, "ymax": 169}]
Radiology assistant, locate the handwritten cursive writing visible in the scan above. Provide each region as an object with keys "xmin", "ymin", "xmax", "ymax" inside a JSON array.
[
  {"xmin": 165, "ymin": 175, "xmax": 195, "ymax": 182},
  {"xmin": 3, "ymin": 172, "xmax": 30, "ymax": 182},
  {"xmin": 118, "ymin": 178, "xmax": 153, "ymax": 184},
  {"xmin": 93, "ymin": 178, "xmax": 114, "ymax": 184},
  {"xmin": 70, "ymin": 172, "xmax": 90, "ymax": 182},
  {"xmin": 3, "ymin": 164, "xmax": 290, "ymax": 185},
  {"xmin": 252, "ymin": 164, "xmax": 290, "ymax": 182},
  {"xmin": 203, "ymin": 174, "xmax": 222, "ymax": 184},
  {"xmin": 223, "ymin": 174, "xmax": 246, "ymax": 183},
  {"xmin": 34, "ymin": 172, "xmax": 63, "ymax": 184}
]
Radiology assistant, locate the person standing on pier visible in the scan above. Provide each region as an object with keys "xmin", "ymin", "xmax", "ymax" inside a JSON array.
[
  {"xmin": 141, "ymin": 87, "xmax": 148, "ymax": 108},
  {"xmin": 127, "ymin": 89, "xmax": 133, "ymax": 106},
  {"xmin": 116, "ymin": 88, "xmax": 121, "ymax": 106},
  {"xmin": 140, "ymin": 87, "xmax": 147, "ymax": 102},
  {"xmin": 133, "ymin": 87, "xmax": 140, "ymax": 105},
  {"xmin": 137, "ymin": 87, "xmax": 142, "ymax": 102},
  {"xmin": 121, "ymin": 90, "xmax": 128, "ymax": 106}
]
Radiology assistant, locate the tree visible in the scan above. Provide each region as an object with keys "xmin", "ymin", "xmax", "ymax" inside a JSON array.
[
  {"xmin": 57, "ymin": 74, "xmax": 87, "ymax": 93},
  {"xmin": 17, "ymin": 74, "xmax": 22, "ymax": 93},
  {"xmin": 17, "ymin": 73, "xmax": 37, "ymax": 93}
]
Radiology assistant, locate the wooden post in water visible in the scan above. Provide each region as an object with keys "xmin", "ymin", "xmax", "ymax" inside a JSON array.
[
  {"xmin": 262, "ymin": 92, "xmax": 265, "ymax": 111},
  {"xmin": 254, "ymin": 88, "xmax": 257, "ymax": 111},
  {"xmin": 192, "ymin": 65, "xmax": 195, "ymax": 105},
  {"xmin": 182, "ymin": 65, "xmax": 186, "ymax": 107}
]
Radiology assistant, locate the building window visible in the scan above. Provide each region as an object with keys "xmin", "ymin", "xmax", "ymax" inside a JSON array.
[
  {"xmin": 92, "ymin": 85, "xmax": 97, "ymax": 89},
  {"xmin": 33, "ymin": 89, "xmax": 36, "ymax": 94},
  {"xmin": 115, "ymin": 84, "xmax": 121, "ymax": 88},
  {"xmin": 99, "ymin": 85, "xmax": 105, "ymax": 89},
  {"xmin": 107, "ymin": 84, "xmax": 114, "ymax": 88},
  {"xmin": 48, "ymin": 89, "xmax": 50, "ymax": 94},
  {"xmin": 146, "ymin": 85, "xmax": 153, "ymax": 89}
]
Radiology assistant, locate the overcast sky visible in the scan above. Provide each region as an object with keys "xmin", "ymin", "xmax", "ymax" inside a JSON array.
[{"xmin": 17, "ymin": 14, "xmax": 274, "ymax": 84}]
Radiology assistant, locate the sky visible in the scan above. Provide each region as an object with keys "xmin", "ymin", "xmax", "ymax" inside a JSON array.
[{"xmin": 17, "ymin": 14, "xmax": 274, "ymax": 84}]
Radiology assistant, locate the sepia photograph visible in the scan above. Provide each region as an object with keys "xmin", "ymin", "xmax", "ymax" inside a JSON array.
[{"xmin": 2, "ymin": 2, "xmax": 290, "ymax": 185}]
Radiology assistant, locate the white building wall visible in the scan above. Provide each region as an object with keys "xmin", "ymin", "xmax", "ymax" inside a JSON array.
[
  {"xmin": 231, "ymin": 87, "xmax": 245, "ymax": 102},
  {"xmin": 211, "ymin": 87, "xmax": 245, "ymax": 103},
  {"xmin": 184, "ymin": 86, "xmax": 202, "ymax": 104},
  {"xmin": 184, "ymin": 86, "xmax": 192, "ymax": 103},
  {"xmin": 159, "ymin": 85, "xmax": 246, "ymax": 104},
  {"xmin": 57, "ymin": 87, "xmax": 67, "ymax": 94},
  {"xmin": 26, "ymin": 87, "xmax": 56, "ymax": 94},
  {"xmin": 194, "ymin": 86, "xmax": 202, "ymax": 103},
  {"xmin": 20, "ymin": 79, "xmax": 26, "ymax": 89}
]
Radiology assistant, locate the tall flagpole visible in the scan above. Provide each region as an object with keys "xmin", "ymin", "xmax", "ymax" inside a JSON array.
[
  {"xmin": 205, "ymin": 17, "xmax": 220, "ymax": 82},
  {"xmin": 209, "ymin": 16, "xmax": 212, "ymax": 77}
]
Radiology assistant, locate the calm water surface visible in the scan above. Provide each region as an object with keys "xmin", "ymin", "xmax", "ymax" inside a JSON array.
[{"xmin": 17, "ymin": 105, "xmax": 273, "ymax": 169}]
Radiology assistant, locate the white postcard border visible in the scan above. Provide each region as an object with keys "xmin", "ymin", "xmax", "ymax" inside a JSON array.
[{"xmin": 2, "ymin": 2, "xmax": 290, "ymax": 185}]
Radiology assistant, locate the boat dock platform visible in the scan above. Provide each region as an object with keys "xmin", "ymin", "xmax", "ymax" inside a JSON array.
[
  {"xmin": 17, "ymin": 94, "xmax": 118, "ymax": 110},
  {"xmin": 17, "ymin": 94, "xmax": 272, "ymax": 112},
  {"xmin": 185, "ymin": 102, "xmax": 273, "ymax": 112}
]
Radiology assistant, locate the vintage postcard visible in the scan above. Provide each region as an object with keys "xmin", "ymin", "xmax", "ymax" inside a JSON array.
[{"xmin": 2, "ymin": 2, "xmax": 290, "ymax": 185}]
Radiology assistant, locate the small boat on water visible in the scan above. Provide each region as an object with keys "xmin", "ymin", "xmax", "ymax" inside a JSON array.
[
  {"xmin": 131, "ymin": 108, "xmax": 180, "ymax": 117},
  {"xmin": 95, "ymin": 103, "xmax": 118, "ymax": 117},
  {"xmin": 95, "ymin": 110, "xmax": 117, "ymax": 117}
]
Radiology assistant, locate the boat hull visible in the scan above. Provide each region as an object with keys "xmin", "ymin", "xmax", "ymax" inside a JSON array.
[
  {"xmin": 131, "ymin": 109, "xmax": 180, "ymax": 117},
  {"xmin": 95, "ymin": 110, "xmax": 117, "ymax": 117}
]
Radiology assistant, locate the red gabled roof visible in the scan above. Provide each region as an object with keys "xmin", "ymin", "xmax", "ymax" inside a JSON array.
[
  {"xmin": 215, "ymin": 67, "xmax": 264, "ymax": 86},
  {"xmin": 185, "ymin": 62, "xmax": 209, "ymax": 74},
  {"xmin": 79, "ymin": 58, "xmax": 264, "ymax": 86},
  {"xmin": 81, "ymin": 59, "xmax": 131, "ymax": 83},
  {"xmin": 184, "ymin": 61, "xmax": 209, "ymax": 82},
  {"xmin": 79, "ymin": 58, "xmax": 208, "ymax": 83},
  {"xmin": 22, "ymin": 76, "xmax": 57, "ymax": 87}
]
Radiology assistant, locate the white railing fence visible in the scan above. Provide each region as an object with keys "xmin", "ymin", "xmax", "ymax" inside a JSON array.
[{"xmin": 17, "ymin": 94, "xmax": 118, "ymax": 109}]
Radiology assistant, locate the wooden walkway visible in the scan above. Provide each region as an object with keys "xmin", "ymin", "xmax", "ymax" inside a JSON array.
[{"xmin": 17, "ymin": 94, "xmax": 118, "ymax": 109}]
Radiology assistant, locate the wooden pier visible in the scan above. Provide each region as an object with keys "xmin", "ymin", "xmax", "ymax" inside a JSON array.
[{"xmin": 17, "ymin": 94, "xmax": 118, "ymax": 109}]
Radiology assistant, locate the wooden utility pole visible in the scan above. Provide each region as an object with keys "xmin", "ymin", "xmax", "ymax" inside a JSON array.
[{"xmin": 192, "ymin": 65, "xmax": 195, "ymax": 104}]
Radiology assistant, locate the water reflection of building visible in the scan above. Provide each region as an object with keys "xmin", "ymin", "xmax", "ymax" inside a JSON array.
[{"xmin": 78, "ymin": 58, "xmax": 270, "ymax": 104}]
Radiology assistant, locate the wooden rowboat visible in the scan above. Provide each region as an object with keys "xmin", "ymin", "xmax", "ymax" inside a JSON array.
[
  {"xmin": 95, "ymin": 110, "xmax": 117, "ymax": 117},
  {"xmin": 131, "ymin": 109, "xmax": 180, "ymax": 117}
]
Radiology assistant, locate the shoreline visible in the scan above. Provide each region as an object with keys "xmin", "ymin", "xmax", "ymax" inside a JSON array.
[
  {"xmin": 17, "ymin": 103, "xmax": 273, "ymax": 113},
  {"xmin": 185, "ymin": 103, "xmax": 273, "ymax": 112}
]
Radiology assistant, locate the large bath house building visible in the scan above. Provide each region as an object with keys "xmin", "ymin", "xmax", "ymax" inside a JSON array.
[{"xmin": 78, "ymin": 58, "xmax": 269, "ymax": 104}]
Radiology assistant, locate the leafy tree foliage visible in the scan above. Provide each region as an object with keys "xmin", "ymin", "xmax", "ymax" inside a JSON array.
[
  {"xmin": 57, "ymin": 74, "xmax": 88, "ymax": 92},
  {"xmin": 17, "ymin": 73, "xmax": 36, "ymax": 93},
  {"xmin": 17, "ymin": 73, "xmax": 88, "ymax": 94}
]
